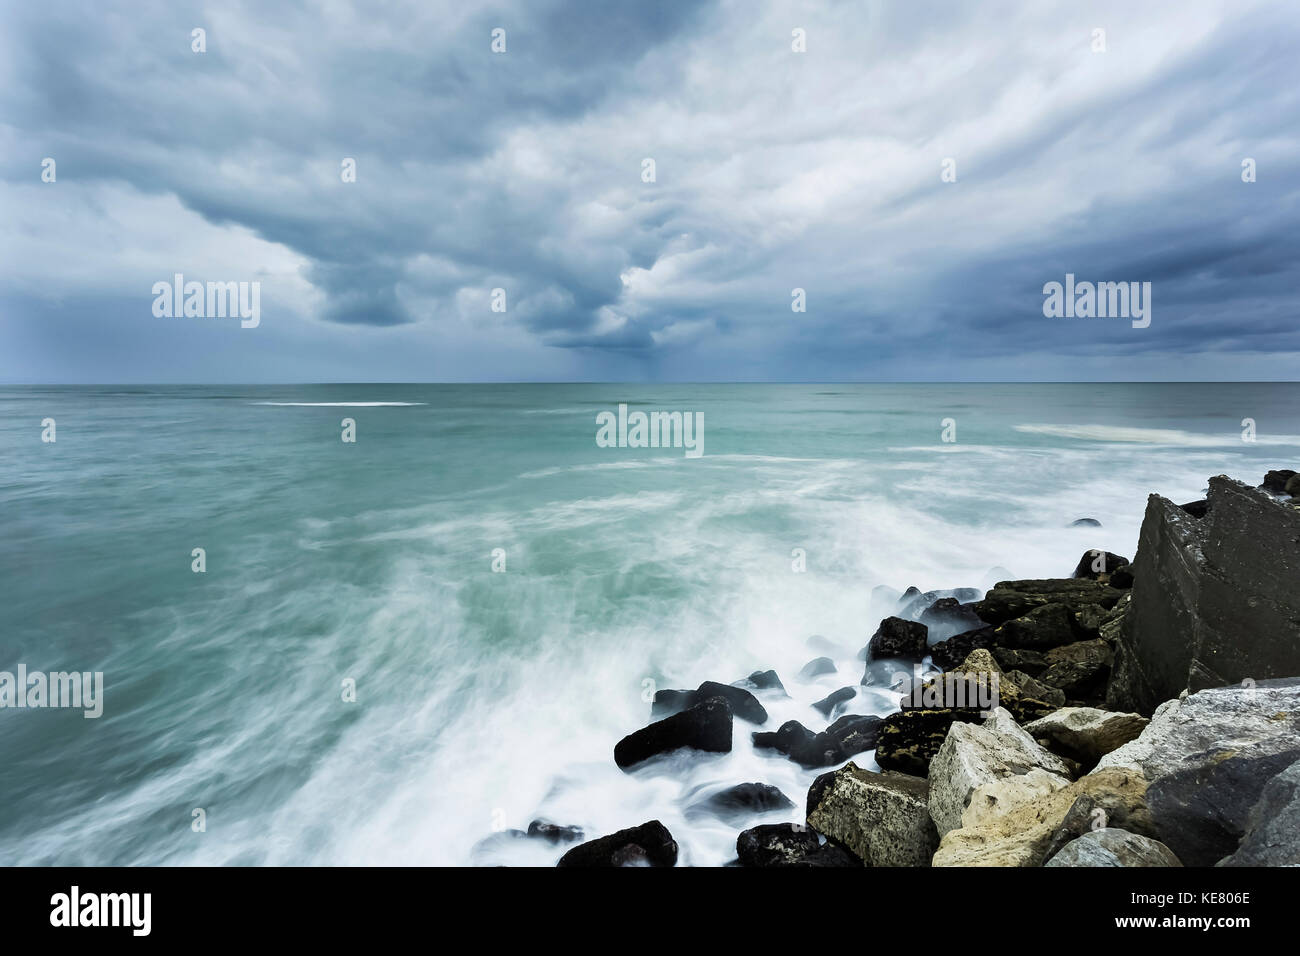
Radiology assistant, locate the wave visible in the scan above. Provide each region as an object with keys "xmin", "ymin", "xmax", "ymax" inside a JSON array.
[
  {"xmin": 1015, "ymin": 423, "xmax": 1299, "ymax": 446},
  {"xmin": 249, "ymin": 401, "xmax": 427, "ymax": 406}
]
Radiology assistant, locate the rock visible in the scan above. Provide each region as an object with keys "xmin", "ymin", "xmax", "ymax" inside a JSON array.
[
  {"xmin": 918, "ymin": 598, "xmax": 984, "ymax": 634},
  {"xmin": 1041, "ymin": 794, "xmax": 1101, "ymax": 862},
  {"xmin": 753, "ymin": 719, "xmax": 843, "ymax": 769},
  {"xmin": 932, "ymin": 766, "xmax": 1154, "ymax": 866},
  {"xmin": 695, "ymin": 681, "xmax": 767, "ymax": 724},
  {"xmin": 826, "ymin": 714, "xmax": 883, "ymax": 757},
  {"xmin": 1006, "ymin": 670, "xmax": 1065, "ymax": 707},
  {"xmin": 1219, "ymin": 756, "xmax": 1300, "ymax": 866},
  {"xmin": 1045, "ymin": 828, "xmax": 1182, "ymax": 867},
  {"xmin": 615, "ymin": 697, "xmax": 733, "ymax": 769},
  {"xmin": 929, "ymin": 626, "xmax": 997, "ymax": 671},
  {"xmin": 734, "ymin": 669, "xmax": 787, "ymax": 696},
  {"xmin": 812, "ymin": 685, "xmax": 856, "ymax": 718},
  {"xmin": 1037, "ymin": 639, "xmax": 1113, "ymax": 699},
  {"xmin": 1287, "ymin": 474, "xmax": 1300, "ymax": 497},
  {"xmin": 866, "ymin": 617, "xmax": 929, "ymax": 661},
  {"xmin": 975, "ymin": 579, "xmax": 1121, "ymax": 627},
  {"xmin": 874, "ymin": 709, "xmax": 983, "ymax": 776},
  {"xmin": 1072, "ymin": 550, "xmax": 1130, "ymax": 581},
  {"xmin": 798, "ymin": 657, "xmax": 837, "ymax": 681},
  {"xmin": 1025, "ymin": 707, "xmax": 1148, "ymax": 766},
  {"xmin": 994, "ymin": 602, "xmax": 1084, "ymax": 649},
  {"xmin": 1109, "ymin": 566, "xmax": 1135, "ymax": 589},
  {"xmin": 1071, "ymin": 517, "xmax": 1102, "ymax": 527},
  {"xmin": 1107, "ymin": 477, "xmax": 1300, "ymax": 713},
  {"xmin": 992, "ymin": 646, "xmax": 1048, "ymax": 676},
  {"xmin": 651, "ymin": 682, "xmax": 766, "ymax": 724},
  {"xmin": 806, "ymin": 762, "xmax": 938, "ymax": 866},
  {"xmin": 526, "ymin": 820, "xmax": 584, "ymax": 844},
  {"xmin": 557, "ymin": 820, "xmax": 678, "ymax": 867},
  {"xmin": 735, "ymin": 824, "xmax": 859, "ymax": 867},
  {"xmin": 1261, "ymin": 468, "xmax": 1297, "ymax": 493},
  {"xmin": 1146, "ymin": 745, "xmax": 1300, "ymax": 867},
  {"xmin": 898, "ymin": 587, "xmax": 982, "ymax": 621},
  {"xmin": 927, "ymin": 707, "xmax": 1073, "ymax": 837},
  {"xmin": 1179, "ymin": 499, "xmax": 1210, "ymax": 518},
  {"xmin": 687, "ymin": 783, "xmax": 794, "ymax": 824}
]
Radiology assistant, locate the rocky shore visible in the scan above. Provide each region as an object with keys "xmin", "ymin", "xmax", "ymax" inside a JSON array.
[{"xmin": 513, "ymin": 471, "xmax": 1300, "ymax": 867}]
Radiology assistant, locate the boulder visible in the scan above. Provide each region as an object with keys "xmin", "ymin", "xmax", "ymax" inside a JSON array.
[
  {"xmin": 812, "ymin": 685, "xmax": 856, "ymax": 718},
  {"xmin": 826, "ymin": 714, "xmax": 883, "ymax": 757},
  {"xmin": 614, "ymin": 697, "xmax": 733, "ymax": 769},
  {"xmin": 1107, "ymin": 477, "xmax": 1300, "ymax": 713},
  {"xmin": 874, "ymin": 708, "xmax": 983, "ymax": 776},
  {"xmin": 927, "ymin": 707, "xmax": 1073, "ymax": 837},
  {"xmin": 918, "ymin": 598, "xmax": 984, "ymax": 634},
  {"xmin": 651, "ymin": 682, "xmax": 767, "ymax": 724},
  {"xmin": 994, "ymin": 602, "xmax": 1084, "ymax": 649},
  {"xmin": 798, "ymin": 657, "xmax": 837, "ymax": 681},
  {"xmin": 866, "ymin": 617, "xmax": 929, "ymax": 661},
  {"xmin": 1179, "ymin": 499, "xmax": 1210, "ymax": 518},
  {"xmin": 806, "ymin": 762, "xmax": 938, "ymax": 866},
  {"xmin": 557, "ymin": 820, "xmax": 678, "ymax": 867},
  {"xmin": 1025, "ymin": 707, "xmax": 1148, "ymax": 766},
  {"xmin": 929, "ymin": 626, "xmax": 997, "ymax": 670},
  {"xmin": 1072, "ymin": 550, "xmax": 1131, "ymax": 581},
  {"xmin": 1261, "ymin": 468, "xmax": 1297, "ymax": 493},
  {"xmin": 1287, "ymin": 474, "xmax": 1300, "ymax": 497},
  {"xmin": 1071, "ymin": 517, "xmax": 1102, "ymax": 527},
  {"xmin": 975, "ymin": 579, "xmax": 1121, "ymax": 626},
  {"xmin": 1109, "ymin": 566, "xmax": 1135, "ymax": 589},
  {"xmin": 734, "ymin": 669, "xmax": 787, "ymax": 696},
  {"xmin": 932, "ymin": 767, "xmax": 1154, "ymax": 866},
  {"xmin": 735, "ymin": 824, "xmax": 859, "ymax": 867},
  {"xmin": 1045, "ymin": 828, "xmax": 1182, "ymax": 867},
  {"xmin": 754, "ymin": 714, "xmax": 882, "ymax": 768},
  {"xmin": 1219, "ymin": 756, "xmax": 1300, "ymax": 866},
  {"xmin": 1037, "ymin": 639, "xmax": 1113, "ymax": 699},
  {"xmin": 526, "ymin": 820, "xmax": 584, "ymax": 844},
  {"xmin": 992, "ymin": 646, "xmax": 1048, "ymax": 676},
  {"xmin": 687, "ymin": 783, "xmax": 794, "ymax": 824},
  {"xmin": 1006, "ymin": 670, "xmax": 1065, "ymax": 707},
  {"xmin": 650, "ymin": 688, "xmax": 696, "ymax": 719}
]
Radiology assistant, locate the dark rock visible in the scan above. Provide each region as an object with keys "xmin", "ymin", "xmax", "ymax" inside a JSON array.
[
  {"xmin": 1179, "ymin": 499, "xmax": 1209, "ymax": 518},
  {"xmin": 754, "ymin": 714, "xmax": 878, "ymax": 769},
  {"xmin": 526, "ymin": 820, "xmax": 584, "ymax": 844},
  {"xmin": 686, "ymin": 783, "xmax": 794, "ymax": 823},
  {"xmin": 1287, "ymin": 474, "xmax": 1300, "ymax": 497},
  {"xmin": 929, "ymin": 625, "xmax": 996, "ymax": 670},
  {"xmin": 1038, "ymin": 639, "xmax": 1113, "ymax": 698},
  {"xmin": 866, "ymin": 617, "xmax": 929, "ymax": 662},
  {"xmin": 874, "ymin": 708, "xmax": 983, "ymax": 776},
  {"xmin": 733, "ymin": 669, "xmax": 787, "ymax": 696},
  {"xmin": 650, "ymin": 688, "xmax": 695, "ymax": 719},
  {"xmin": 992, "ymin": 646, "xmax": 1048, "ymax": 676},
  {"xmin": 1109, "ymin": 566, "xmax": 1134, "ymax": 589},
  {"xmin": 975, "ymin": 578, "xmax": 1122, "ymax": 626},
  {"xmin": 899, "ymin": 587, "xmax": 982, "ymax": 621},
  {"xmin": 557, "ymin": 820, "xmax": 678, "ymax": 867},
  {"xmin": 696, "ymin": 681, "xmax": 767, "ymax": 724},
  {"xmin": 994, "ymin": 602, "xmax": 1084, "ymax": 649},
  {"xmin": 1071, "ymin": 517, "xmax": 1102, "ymax": 527},
  {"xmin": 798, "ymin": 657, "xmax": 837, "ymax": 681},
  {"xmin": 1042, "ymin": 794, "xmax": 1099, "ymax": 862},
  {"xmin": 1006, "ymin": 669, "xmax": 1066, "ymax": 707},
  {"xmin": 918, "ymin": 598, "xmax": 984, "ymax": 634},
  {"xmin": 812, "ymin": 685, "xmax": 856, "ymax": 717},
  {"xmin": 1219, "ymin": 756, "xmax": 1300, "ymax": 866},
  {"xmin": 1261, "ymin": 469, "xmax": 1296, "ymax": 493},
  {"xmin": 826, "ymin": 713, "xmax": 883, "ymax": 756},
  {"xmin": 1147, "ymin": 745, "xmax": 1300, "ymax": 867},
  {"xmin": 1072, "ymin": 550, "xmax": 1130, "ymax": 580},
  {"xmin": 615, "ymin": 697, "xmax": 733, "ymax": 769},
  {"xmin": 1107, "ymin": 477, "xmax": 1300, "ymax": 714},
  {"xmin": 735, "ymin": 824, "xmax": 859, "ymax": 867}
]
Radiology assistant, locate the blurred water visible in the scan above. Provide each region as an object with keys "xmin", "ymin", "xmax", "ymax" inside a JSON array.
[{"xmin": 0, "ymin": 383, "xmax": 1296, "ymax": 864}]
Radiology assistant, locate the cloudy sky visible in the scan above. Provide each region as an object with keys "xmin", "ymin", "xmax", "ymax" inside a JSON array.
[{"xmin": 2, "ymin": 0, "xmax": 1297, "ymax": 383}]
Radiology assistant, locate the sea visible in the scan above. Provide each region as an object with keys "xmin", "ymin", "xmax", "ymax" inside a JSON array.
[{"xmin": 1, "ymin": 383, "xmax": 1296, "ymax": 865}]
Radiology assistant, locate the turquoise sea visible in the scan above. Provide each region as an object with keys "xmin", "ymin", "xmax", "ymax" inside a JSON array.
[{"xmin": 1, "ymin": 383, "xmax": 1297, "ymax": 865}]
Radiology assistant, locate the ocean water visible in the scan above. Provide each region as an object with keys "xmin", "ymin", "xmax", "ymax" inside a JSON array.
[{"xmin": 0, "ymin": 382, "xmax": 1296, "ymax": 866}]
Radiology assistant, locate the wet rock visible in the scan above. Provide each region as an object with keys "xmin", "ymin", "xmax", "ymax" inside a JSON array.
[
  {"xmin": 899, "ymin": 587, "xmax": 981, "ymax": 621},
  {"xmin": 735, "ymin": 824, "xmax": 859, "ymax": 867},
  {"xmin": 1178, "ymin": 499, "xmax": 1209, "ymax": 518},
  {"xmin": 994, "ymin": 602, "xmax": 1084, "ymax": 649},
  {"xmin": 919, "ymin": 598, "xmax": 984, "ymax": 634},
  {"xmin": 806, "ymin": 762, "xmax": 937, "ymax": 866},
  {"xmin": 992, "ymin": 646, "xmax": 1048, "ymax": 677},
  {"xmin": 927, "ymin": 707, "xmax": 1073, "ymax": 837},
  {"xmin": 1071, "ymin": 517, "xmax": 1102, "ymax": 527},
  {"xmin": 1261, "ymin": 468, "xmax": 1296, "ymax": 493},
  {"xmin": 798, "ymin": 657, "xmax": 837, "ymax": 681},
  {"xmin": 1072, "ymin": 550, "xmax": 1130, "ymax": 581},
  {"xmin": 1109, "ymin": 566, "xmax": 1135, "ymax": 589},
  {"xmin": 687, "ymin": 783, "xmax": 794, "ymax": 824},
  {"xmin": 1025, "ymin": 707, "xmax": 1148, "ymax": 767},
  {"xmin": 1287, "ymin": 474, "xmax": 1300, "ymax": 496},
  {"xmin": 1037, "ymin": 639, "xmax": 1113, "ymax": 699},
  {"xmin": 812, "ymin": 685, "xmax": 857, "ymax": 718},
  {"xmin": 557, "ymin": 820, "xmax": 678, "ymax": 867},
  {"xmin": 1045, "ymin": 828, "xmax": 1182, "ymax": 867},
  {"xmin": 866, "ymin": 617, "xmax": 929, "ymax": 662},
  {"xmin": 975, "ymin": 579, "xmax": 1122, "ymax": 627},
  {"xmin": 929, "ymin": 625, "xmax": 996, "ymax": 670},
  {"xmin": 526, "ymin": 820, "xmax": 584, "ymax": 845},
  {"xmin": 650, "ymin": 688, "xmax": 696, "ymax": 719},
  {"xmin": 825, "ymin": 714, "xmax": 883, "ymax": 757},
  {"xmin": 733, "ymin": 669, "xmax": 787, "ymax": 696},
  {"xmin": 615, "ymin": 697, "xmax": 733, "ymax": 769},
  {"xmin": 874, "ymin": 708, "xmax": 983, "ymax": 776},
  {"xmin": 1107, "ymin": 477, "xmax": 1300, "ymax": 713},
  {"xmin": 1219, "ymin": 756, "xmax": 1300, "ymax": 866},
  {"xmin": 651, "ymin": 681, "xmax": 767, "ymax": 724}
]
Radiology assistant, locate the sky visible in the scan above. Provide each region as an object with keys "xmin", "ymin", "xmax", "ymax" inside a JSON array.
[{"xmin": 1, "ymin": 0, "xmax": 1298, "ymax": 383}]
